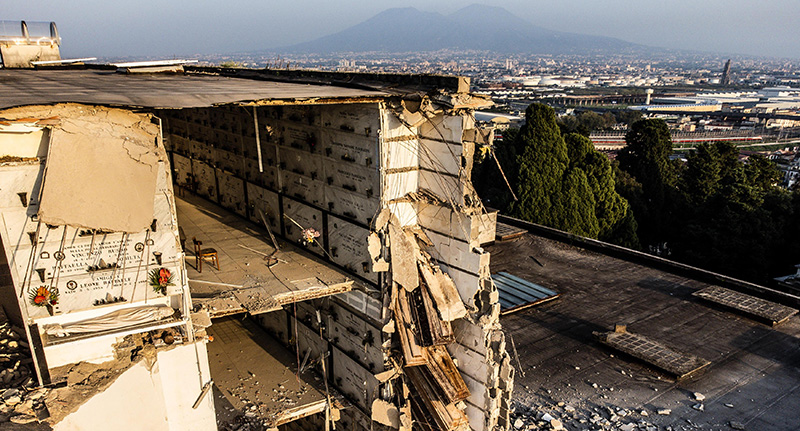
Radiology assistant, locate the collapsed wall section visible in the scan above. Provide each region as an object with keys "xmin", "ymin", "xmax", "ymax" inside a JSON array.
[
  {"xmin": 0, "ymin": 103, "xmax": 213, "ymax": 429},
  {"xmin": 160, "ymin": 95, "xmax": 509, "ymax": 431},
  {"xmin": 162, "ymin": 103, "xmax": 387, "ymax": 429},
  {"xmin": 376, "ymin": 99, "xmax": 511, "ymax": 431},
  {"xmin": 0, "ymin": 104, "xmax": 195, "ymax": 367}
]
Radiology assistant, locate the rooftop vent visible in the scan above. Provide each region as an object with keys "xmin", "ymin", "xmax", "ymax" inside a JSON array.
[{"xmin": 0, "ymin": 20, "xmax": 61, "ymax": 68}]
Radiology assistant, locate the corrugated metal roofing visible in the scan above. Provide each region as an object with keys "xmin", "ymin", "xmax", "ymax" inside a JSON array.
[
  {"xmin": 492, "ymin": 271, "xmax": 559, "ymax": 315},
  {"xmin": 0, "ymin": 69, "xmax": 389, "ymax": 110}
]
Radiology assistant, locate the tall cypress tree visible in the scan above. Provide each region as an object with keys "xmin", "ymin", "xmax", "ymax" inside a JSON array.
[
  {"xmin": 510, "ymin": 104, "xmax": 570, "ymax": 227},
  {"xmin": 565, "ymin": 133, "xmax": 638, "ymax": 246},
  {"xmin": 616, "ymin": 119, "xmax": 677, "ymax": 251},
  {"xmin": 510, "ymin": 104, "xmax": 631, "ymax": 239}
]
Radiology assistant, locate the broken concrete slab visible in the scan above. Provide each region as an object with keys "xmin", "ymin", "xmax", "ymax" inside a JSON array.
[
  {"xmin": 389, "ymin": 217, "xmax": 419, "ymax": 291},
  {"xmin": 371, "ymin": 399, "xmax": 400, "ymax": 428},
  {"xmin": 693, "ymin": 285, "xmax": 798, "ymax": 326},
  {"xmin": 418, "ymin": 262, "xmax": 467, "ymax": 322},
  {"xmin": 4, "ymin": 104, "xmax": 164, "ymax": 233},
  {"xmin": 594, "ymin": 329, "xmax": 710, "ymax": 379}
]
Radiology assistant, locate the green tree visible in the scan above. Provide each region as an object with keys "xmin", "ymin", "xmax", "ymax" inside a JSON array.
[
  {"xmin": 564, "ymin": 133, "xmax": 638, "ymax": 246},
  {"xmin": 614, "ymin": 110, "xmax": 643, "ymax": 127},
  {"xmin": 559, "ymin": 168, "xmax": 599, "ymax": 237},
  {"xmin": 508, "ymin": 104, "xmax": 637, "ymax": 241},
  {"xmin": 471, "ymin": 127, "xmax": 522, "ymax": 210},
  {"xmin": 558, "ymin": 110, "xmax": 616, "ymax": 136},
  {"xmin": 616, "ymin": 119, "xmax": 678, "ymax": 251},
  {"xmin": 667, "ymin": 141, "xmax": 796, "ymax": 283},
  {"xmin": 680, "ymin": 143, "xmax": 721, "ymax": 205},
  {"xmin": 510, "ymin": 104, "xmax": 572, "ymax": 228},
  {"xmin": 745, "ymin": 154, "xmax": 781, "ymax": 191}
]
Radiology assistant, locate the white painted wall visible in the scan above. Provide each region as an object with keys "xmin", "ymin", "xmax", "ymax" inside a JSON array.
[{"xmin": 53, "ymin": 341, "xmax": 216, "ymax": 431}]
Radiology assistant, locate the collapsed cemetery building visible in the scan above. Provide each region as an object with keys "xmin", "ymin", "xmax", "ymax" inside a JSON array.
[{"xmin": 0, "ymin": 65, "xmax": 512, "ymax": 430}]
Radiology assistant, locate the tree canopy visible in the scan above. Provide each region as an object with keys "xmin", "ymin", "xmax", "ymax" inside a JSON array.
[
  {"xmin": 615, "ymin": 119, "xmax": 679, "ymax": 251},
  {"xmin": 474, "ymin": 103, "xmax": 636, "ymax": 246},
  {"xmin": 473, "ymin": 108, "xmax": 798, "ymax": 285},
  {"xmin": 669, "ymin": 141, "xmax": 795, "ymax": 282}
]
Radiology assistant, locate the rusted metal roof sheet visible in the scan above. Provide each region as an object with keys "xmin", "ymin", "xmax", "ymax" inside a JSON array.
[
  {"xmin": 0, "ymin": 69, "xmax": 389, "ymax": 109},
  {"xmin": 491, "ymin": 271, "xmax": 559, "ymax": 315}
]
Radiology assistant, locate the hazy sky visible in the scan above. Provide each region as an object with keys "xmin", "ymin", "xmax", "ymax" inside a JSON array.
[{"xmin": 6, "ymin": 1, "xmax": 799, "ymax": 59}]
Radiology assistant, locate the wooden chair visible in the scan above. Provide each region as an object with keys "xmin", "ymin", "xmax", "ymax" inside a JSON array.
[{"xmin": 192, "ymin": 237, "xmax": 219, "ymax": 273}]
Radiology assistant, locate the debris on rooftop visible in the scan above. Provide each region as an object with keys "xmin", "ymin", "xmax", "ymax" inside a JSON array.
[
  {"xmin": 594, "ymin": 325, "xmax": 711, "ymax": 379},
  {"xmin": 0, "ymin": 308, "xmax": 45, "ymax": 426},
  {"xmin": 693, "ymin": 285, "xmax": 798, "ymax": 326}
]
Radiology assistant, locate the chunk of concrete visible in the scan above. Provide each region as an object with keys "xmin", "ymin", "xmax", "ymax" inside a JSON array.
[
  {"xmin": 371, "ymin": 399, "xmax": 400, "ymax": 428},
  {"xmin": 388, "ymin": 217, "xmax": 419, "ymax": 291}
]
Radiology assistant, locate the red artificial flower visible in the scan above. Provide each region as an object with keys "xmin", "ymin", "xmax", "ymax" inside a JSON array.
[{"xmin": 158, "ymin": 268, "xmax": 171, "ymax": 286}]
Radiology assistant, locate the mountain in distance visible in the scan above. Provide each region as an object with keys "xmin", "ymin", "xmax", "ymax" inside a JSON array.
[{"xmin": 281, "ymin": 4, "xmax": 643, "ymax": 55}]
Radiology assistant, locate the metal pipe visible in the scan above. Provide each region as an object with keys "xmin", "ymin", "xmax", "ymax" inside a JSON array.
[{"xmin": 253, "ymin": 106, "xmax": 264, "ymax": 173}]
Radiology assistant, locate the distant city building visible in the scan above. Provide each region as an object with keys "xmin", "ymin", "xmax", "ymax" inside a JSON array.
[{"xmin": 722, "ymin": 59, "xmax": 733, "ymax": 85}]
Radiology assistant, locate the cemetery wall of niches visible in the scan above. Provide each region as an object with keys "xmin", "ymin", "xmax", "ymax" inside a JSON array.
[{"xmin": 162, "ymin": 104, "xmax": 382, "ymax": 286}]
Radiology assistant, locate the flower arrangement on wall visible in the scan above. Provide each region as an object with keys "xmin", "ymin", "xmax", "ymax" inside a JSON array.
[
  {"xmin": 149, "ymin": 267, "xmax": 174, "ymax": 295},
  {"xmin": 29, "ymin": 285, "xmax": 58, "ymax": 308}
]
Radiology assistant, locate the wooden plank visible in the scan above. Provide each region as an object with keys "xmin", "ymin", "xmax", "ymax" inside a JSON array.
[
  {"xmin": 421, "ymin": 345, "xmax": 470, "ymax": 404},
  {"xmin": 405, "ymin": 366, "xmax": 469, "ymax": 431},
  {"xmin": 499, "ymin": 294, "xmax": 560, "ymax": 316},
  {"xmin": 394, "ymin": 286, "xmax": 426, "ymax": 366}
]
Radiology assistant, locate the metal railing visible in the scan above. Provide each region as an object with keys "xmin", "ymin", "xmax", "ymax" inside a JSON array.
[{"xmin": 0, "ymin": 20, "xmax": 60, "ymax": 45}]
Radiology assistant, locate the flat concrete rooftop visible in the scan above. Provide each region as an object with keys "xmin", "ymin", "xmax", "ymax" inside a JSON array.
[
  {"xmin": 0, "ymin": 68, "xmax": 389, "ymax": 109},
  {"xmin": 487, "ymin": 233, "xmax": 800, "ymax": 430}
]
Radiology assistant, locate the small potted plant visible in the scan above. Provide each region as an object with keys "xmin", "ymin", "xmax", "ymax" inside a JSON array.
[{"xmin": 149, "ymin": 267, "xmax": 174, "ymax": 296}]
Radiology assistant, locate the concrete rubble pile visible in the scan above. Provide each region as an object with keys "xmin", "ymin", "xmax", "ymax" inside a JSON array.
[
  {"xmin": 0, "ymin": 308, "xmax": 48, "ymax": 425},
  {"xmin": 365, "ymin": 98, "xmax": 513, "ymax": 431},
  {"xmin": 373, "ymin": 213, "xmax": 471, "ymax": 430},
  {"xmin": 509, "ymin": 391, "xmax": 747, "ymax": 431}
]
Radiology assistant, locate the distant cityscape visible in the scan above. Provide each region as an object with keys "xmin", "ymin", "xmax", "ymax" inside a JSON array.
[{"xmin": 147, "ymin": 51, "xmax": 800, "ymax": 89}]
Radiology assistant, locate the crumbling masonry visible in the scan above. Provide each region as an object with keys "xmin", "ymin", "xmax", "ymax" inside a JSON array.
[
  {"xmin": 158, "ymin": 72, "xmax": 513, "ymax": 430},
  {"xmin": 0, "ymin": 67, "xmax": 513, "ymax": 431}
]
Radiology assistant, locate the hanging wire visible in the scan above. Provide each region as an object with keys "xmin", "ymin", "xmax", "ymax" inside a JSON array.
[{"xmin": 19, "ymin": 220, "xmax": 42, "ymax": 299}]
